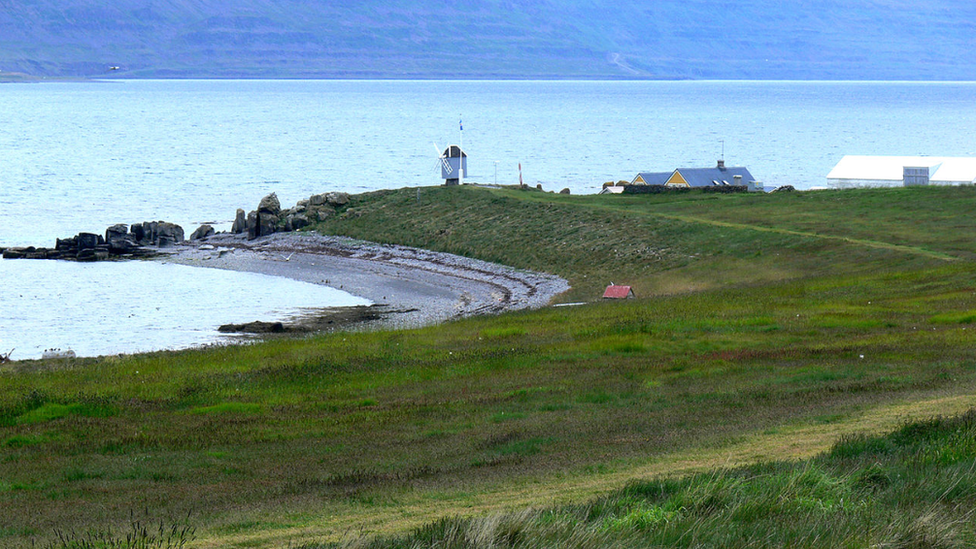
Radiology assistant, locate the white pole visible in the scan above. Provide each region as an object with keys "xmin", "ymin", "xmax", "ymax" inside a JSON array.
[{"xmin": 459, "ymin": 116, "xmax": 464, "ymax": 185}]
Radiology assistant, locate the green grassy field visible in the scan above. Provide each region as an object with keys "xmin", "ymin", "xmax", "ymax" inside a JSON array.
[
  {"xmin": 306, "ymin": 410, "xmax": 976, "ymax": 548},
  {"xmin": 3, "ymin": 185, "xmax": 976, "ymax": 548}
]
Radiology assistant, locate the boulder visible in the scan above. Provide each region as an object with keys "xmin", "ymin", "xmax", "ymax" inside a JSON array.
[
  {"xmin": 55, "ymin": 237, "xmax": 76, "ymax": 251},
  {"xmin": 106, "ymin": 224, "xmax": 136, "ymax": 251},
  {"xmin": 258, "ymin": 193, "xmax": 281, "ymax": 215},
  {"xmin": 106, "ymin": 224, "xmax": 128, "ymax": 241},
  {"xmin": 130, "ymin": 223, "xmax": 147, "ymax": 244},
  {"xmin": 560, "ymin": 188, "xmax": 571, "ymax": 194},
  {"xmin": 309, "ymin": 193, "xmax": 328, "ymax": 206},
  {"xmin": 77, "ymin": 233, "xmax": 100, "ymax": 250},
  {"xmin": 157, "ymin": 222, "xmax": 184, "ymax": 244},
  {"xmin": 286, "ymin": 213, "xmax": 310, "ymax": 231},
  {"xmin": 133, "ymin": 222, "xmax": 156, "ymax": 245},
  {"xmin": 258, "ymin": 213, "xmax": 278, "ymax": 237},
  {"xmin": 231, "ymin": 209, "xmax": 247, "ymax": 234},
  {"xmin": 247, "ymin": 211, "xmax": 259, "ymax": 240},
  {"xmin": 190, "ymin": 224, "xmax": 215, "ymax": 241},
  {"xmin": 327, "ymin": 192, "xmax": 350, "ymax": 206}
]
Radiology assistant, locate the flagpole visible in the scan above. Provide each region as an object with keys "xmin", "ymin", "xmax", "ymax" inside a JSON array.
[{"xmin": 459, "ymin": 116, "xmax": 464, "ymax": 185}]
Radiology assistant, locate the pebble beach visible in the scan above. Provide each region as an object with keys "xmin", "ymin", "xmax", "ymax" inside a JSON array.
[{"xmin": 162, "ymin": 232, "xmax": 571, "ymax": 332}]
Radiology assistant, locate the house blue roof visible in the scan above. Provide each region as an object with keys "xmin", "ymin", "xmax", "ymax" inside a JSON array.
[
  {"xmin": 675, "ymin": 166, "xmax": 755, "ymax": 187},
  {"xmin": 633, "ymin": 172, "xmax": 672, "ymax": 185}
]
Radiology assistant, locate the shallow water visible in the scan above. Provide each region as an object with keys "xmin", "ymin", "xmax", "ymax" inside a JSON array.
[{"xmin": 0, "ymin": 258, "xmax": 369, "ymax": 360}]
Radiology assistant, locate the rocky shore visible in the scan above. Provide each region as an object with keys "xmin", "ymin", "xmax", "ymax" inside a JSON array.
[
  {"xmin": 163, "ymin": 231, "xmax": 569, "ymax": 332},
  {"xmin": 2, "ymin": 190, "xmax": 570, "ymax": 336},
  {"xmin": 0, "ymin": 191, "xmax": 348, "ymax": 261},
  {"xmin": 1, "ymin": 221, "xmax": 184, "ymax": 260}
]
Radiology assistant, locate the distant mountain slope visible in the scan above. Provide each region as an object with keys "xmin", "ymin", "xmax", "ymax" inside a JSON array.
[{"xmin": 2, "ymin": 0, "xmax": 975, "ymax": 79}]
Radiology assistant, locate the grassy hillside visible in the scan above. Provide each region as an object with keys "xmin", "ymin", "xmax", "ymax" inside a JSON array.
[
  {"xmin": 2, "ymin": 0, "xmax": 976, "ymax": 79},
  {"xmin": 313, "ymin": 185, "xmax": 964, "ymax": 301},
  {"xmin": 2, "ymin": 186, "xmax": 976, "ymax": 547}
]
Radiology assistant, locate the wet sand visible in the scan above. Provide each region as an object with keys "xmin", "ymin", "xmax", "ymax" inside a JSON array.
[{"xmin": 160, "ymin": 233, "xmax": 570, "ymax": 332}]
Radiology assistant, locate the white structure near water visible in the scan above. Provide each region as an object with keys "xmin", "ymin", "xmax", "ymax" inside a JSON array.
[{"xmin": 827, "ymin": 156, "xmax": 976, "ymax": 188}]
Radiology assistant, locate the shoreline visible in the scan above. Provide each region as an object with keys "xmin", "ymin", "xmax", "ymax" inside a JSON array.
[{"xmin": 160, "ymin": 232, "xmax": 570, "ymax": 333}]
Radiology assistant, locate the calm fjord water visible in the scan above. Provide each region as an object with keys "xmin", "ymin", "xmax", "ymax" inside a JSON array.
[{"xmin": 2, "ymin": 80, "xmax": 975, "ymax": 358}]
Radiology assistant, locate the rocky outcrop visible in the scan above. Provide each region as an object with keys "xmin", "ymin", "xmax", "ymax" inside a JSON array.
[
  {"xmin": 2, "ymin": 221, "xmax": 184, "ymax": 261},
  {"xmin": 3, "ymin": 188, "xmax": 355, "ymax": 259},
  {"xmin": 243, "ymin": 191, "xmax": 350, "ymax": 240}
]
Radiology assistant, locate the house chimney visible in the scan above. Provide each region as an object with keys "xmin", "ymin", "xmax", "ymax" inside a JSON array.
[{"xmin": 717, "ymin": 159, "xmax": 726, "ymax": 170}]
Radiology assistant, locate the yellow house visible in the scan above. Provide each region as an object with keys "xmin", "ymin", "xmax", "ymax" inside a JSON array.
[{"xmin": 631, "ymin": 161, "xmax": 761, "ymax": 191}]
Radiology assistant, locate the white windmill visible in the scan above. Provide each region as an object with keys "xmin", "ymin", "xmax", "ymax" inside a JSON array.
[{"xmin": 434, "ymin": 118, "xmax": 467, "ymax": 186}]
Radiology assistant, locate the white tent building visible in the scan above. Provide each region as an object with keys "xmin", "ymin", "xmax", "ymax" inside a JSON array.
[{"xmin": 827, "ymin": 156, "xmax": 976, "ymax": 188}]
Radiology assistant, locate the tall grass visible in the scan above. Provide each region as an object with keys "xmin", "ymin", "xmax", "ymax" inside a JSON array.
[
  {"xmin": 312, "ymin": 410, "xmax": 976, "ymax": 548},
  {"xmin": 39, "ymin": 513, "xmax": 195, "ymax": 549}
]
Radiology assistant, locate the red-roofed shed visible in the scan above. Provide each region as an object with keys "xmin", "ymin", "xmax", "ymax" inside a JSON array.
[{"xmin": 603, "ymin": 285, "xmax": 635, "ymax": 299}]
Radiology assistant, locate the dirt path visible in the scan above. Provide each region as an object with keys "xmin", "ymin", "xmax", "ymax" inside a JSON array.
[{"xmin": 652, "ymin": 212, "xmax": 959, "ymax": 261}]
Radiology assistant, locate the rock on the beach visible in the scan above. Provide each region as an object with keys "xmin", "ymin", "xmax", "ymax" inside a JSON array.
[
  {"xmin": 190, "ymin": 224, "xmax": 215, "ymax": 240},
  {"xmin": 130, "ymin": 222, "xmax": 147, "ymax": 244},
  {"xmin": 105, "ymin": 224, "xmax": 128, "ymax": 244},
  {"xmin": 258, "ymin": 193, "xmax": 281, "ymax": 215},
  {"xmin": 247, "ymin": 210, "xmax": 259, "ymax": 240},
  {"xmin": 309, "ymin": 193, "xmax": 328, "ymax": 206},
  {"xmin": 77, "ymin": 232, "xmax": 101, "ymax": 250},
  {"xmin": 232, "ymin": 209, "xmax": 247, "ymax": 234},
  {"xmin": 258, "ymin": 213, "xmax": 278, "ymax": 237},
  {"xmin": 106, "ymin": 224, "xmax": 140, "ymax": 252},
  {"xmin": 157, "ymin": 222, "xmax": 185, "ymax": 244}
]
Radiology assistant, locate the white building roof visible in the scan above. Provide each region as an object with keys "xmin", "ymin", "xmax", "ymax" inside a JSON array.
[{"xmin": 827, "ymin": 156, "xmax": 976, "ymax": 184}]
